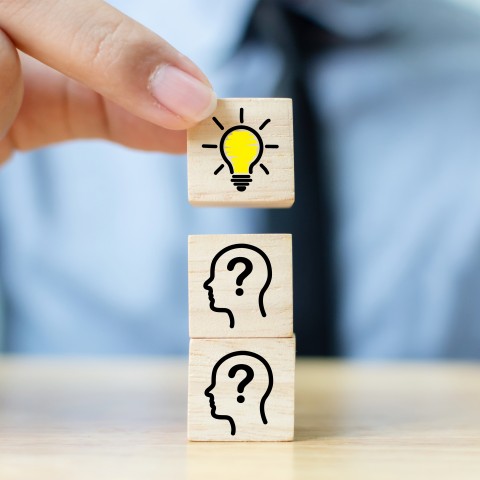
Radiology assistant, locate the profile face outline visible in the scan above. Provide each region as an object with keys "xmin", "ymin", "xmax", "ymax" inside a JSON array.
[
  {"xmin": 204, "ymin": 351, "xmax": 274, "ymax": 436},
  {"xmin": 203, "ymin": 244, "xmax": 272, "ymax": 328}
]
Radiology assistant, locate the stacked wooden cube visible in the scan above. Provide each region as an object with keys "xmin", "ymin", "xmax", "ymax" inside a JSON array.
[{"xmin": 187, "ymin": 99, "xmax": 295, "ymax": 441}]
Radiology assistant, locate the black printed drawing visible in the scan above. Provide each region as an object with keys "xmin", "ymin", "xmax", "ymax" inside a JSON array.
[
  {"xmin": 204, "ymin": 351, "xmax": 274, "ymax": 436},
  {"xmin": 202, "ymin": 107, "xmax": 279, "ymax": 191},
  {"xmin": 203, "ymin": 244, "xmax": 272, "ymax": 328}
]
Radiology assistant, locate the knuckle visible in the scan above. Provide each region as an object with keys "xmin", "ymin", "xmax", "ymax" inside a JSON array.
[
  {"xmin": 70, "ymin": 15, "xmax": 167, "ymax": 93},
  {"xmin": 0, "ymin": 0, "xmax": 29, "ymax": 23},
  {"xmin": 73, "ymin": 17, "xmax": 131, "ymax": 75}
]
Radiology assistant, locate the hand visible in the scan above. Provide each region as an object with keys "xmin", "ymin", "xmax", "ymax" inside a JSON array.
[{"xmin": 0, "ymin": 0, "xmax": 217, "ymax": 164}]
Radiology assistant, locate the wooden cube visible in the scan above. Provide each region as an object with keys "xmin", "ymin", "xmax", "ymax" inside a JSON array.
[
  {"xmin": 187, "ymin": 98, "xmax": 294, "ymax": 208},
  {"xmin": 189, "ymin": 234, "xmax": 293, "ymax": 338},
  {"xmin": 188, "ymin": 337, "xmax": 295, "ymax": 441}
]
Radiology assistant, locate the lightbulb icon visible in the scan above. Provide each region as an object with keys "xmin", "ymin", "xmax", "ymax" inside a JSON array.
[{"xmin": 202, "ymin": 107, "xmax": 279, "ymax": 192}]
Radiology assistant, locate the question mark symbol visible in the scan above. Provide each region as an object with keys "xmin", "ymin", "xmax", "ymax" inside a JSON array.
[
  {"xmin": 227, "ymin": 257, "xmax": 253, "ymax": 296},
  {"xmin": 228, "ymin": 364, "xmax": 255, "ymax": 403}
]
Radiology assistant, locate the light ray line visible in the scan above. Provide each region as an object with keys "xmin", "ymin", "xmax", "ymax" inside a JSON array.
[
  {"xmin": 212, "ymin": 117, "xmax": 224, "ymax": 130},
  {"xmin": 214, "ymin": 164, "xmax": 225, "ymax": 175},
  {"xmin": 259, "ymin": 119, "xmax": 271, "ymax": 130}
]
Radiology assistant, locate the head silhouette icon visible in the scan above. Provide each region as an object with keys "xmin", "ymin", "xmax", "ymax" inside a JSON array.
[
  {"xmin": 204, "ymin": 351, "xmax": 274, "ymax": 436},
  {"xmin": 203, "ymin": 244, "xmax": 272, "ymax": 328}
]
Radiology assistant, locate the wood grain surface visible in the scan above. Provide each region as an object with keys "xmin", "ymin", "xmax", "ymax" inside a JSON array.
[
  {"xmin": 0, "ymin": 358, "xmax": 479, "ymax": 479},
  {"xmin": 188, "ymin": 234, "xmax": 293, "ymax": 338},
  {"xmin": 187, "ymin": 98, "xmax": 295, "ymax": 208},
  {"xmin": 188, "ymin": 338, "xmax": 295, "ymax": 441}
]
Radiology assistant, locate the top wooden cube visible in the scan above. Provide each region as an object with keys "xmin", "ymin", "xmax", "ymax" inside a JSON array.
[{"xmin": 187, "ymin": 98, "xmax": 294, "ymax": 208}]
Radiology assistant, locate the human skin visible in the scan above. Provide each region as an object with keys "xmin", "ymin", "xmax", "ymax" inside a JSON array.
[{"xmin": 0, "ymin": 0, "xmax": 217, "ymax": 164}]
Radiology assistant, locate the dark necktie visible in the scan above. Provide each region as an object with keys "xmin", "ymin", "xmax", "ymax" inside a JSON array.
[{"xmin": 248, "ymin": 1, "xmax": 339, "ymax": 356}]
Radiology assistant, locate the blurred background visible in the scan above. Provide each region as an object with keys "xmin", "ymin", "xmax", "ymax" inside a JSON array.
[{"xmin": 1, "ymin": 0, "xmax": 480, "ymax": 358}]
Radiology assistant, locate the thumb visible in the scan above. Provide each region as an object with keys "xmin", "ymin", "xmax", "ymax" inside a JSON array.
[{"xmin": 0, "ymin": 0, "xmax": 217, "ymax": 130}]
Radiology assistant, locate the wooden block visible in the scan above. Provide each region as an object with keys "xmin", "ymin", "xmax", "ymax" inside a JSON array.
[
  {"xmin": 188, "ymin": 337, "xmax": 295, "ymax": 441},
  {"xmin": 187, "ymin": 98, "xmax": 294, "ymax": 208},
  {"xmin": 189, "ymin": 234, "xmax": 293, "ymax": 338}
]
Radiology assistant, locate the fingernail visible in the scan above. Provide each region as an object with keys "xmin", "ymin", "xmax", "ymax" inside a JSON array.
[{"xmin": 149, "ymin": 65, "xmax": 217, "ymax": 122}]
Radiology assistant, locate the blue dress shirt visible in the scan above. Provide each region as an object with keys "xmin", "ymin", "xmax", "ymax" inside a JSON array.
[{"xmin": 1, "ymin": 0, "xmax": 480, "ymax": 357}]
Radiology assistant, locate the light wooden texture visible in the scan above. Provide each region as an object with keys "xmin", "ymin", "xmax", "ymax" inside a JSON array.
[
  {"xmin": 188, "ymin": 337, "xmax": 295, "ymax": 441},
  {"xmin": 187, "ymin": 98, "xmax": 294, "ymax": 207},
  {"xmin": 189, "ymin": 234, "xmax": 293, "ymax": 338},
  {"xmin": 1, "ymin": 359, "xmax": 480, "ymax": 479}
]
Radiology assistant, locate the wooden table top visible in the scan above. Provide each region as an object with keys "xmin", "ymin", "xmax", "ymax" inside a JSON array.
[{"xmin": 0, "ymin": 358, "xmax": 479, "ymax": 479}]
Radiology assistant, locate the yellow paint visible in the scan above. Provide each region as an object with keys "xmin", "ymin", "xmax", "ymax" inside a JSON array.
[{"xmin": 223, "ymin": 129, "xmax": 260, "ymax": 174}]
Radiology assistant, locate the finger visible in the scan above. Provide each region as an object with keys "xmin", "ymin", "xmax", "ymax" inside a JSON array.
[
  {"xmin": 6, "ymin": 55, "xmax": 186, "ymax": 155},
  {"xmin": 0, "ymin": 28, "xmax": 22, "ymax": 151},
  {"xmin": 0, "ymin": 0, "xmax": 216, "ymax": 130}
]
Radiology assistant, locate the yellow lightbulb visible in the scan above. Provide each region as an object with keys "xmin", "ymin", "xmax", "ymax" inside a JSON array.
[
  {"xmin": 203, "ymin": 107, "xmax": 278, "ymax": 192},
  {"xmin": 224, "ymin": 129, "xmax": 259, "ymax": 173},
  {"xmin": 220, "ymin": 126, "xmax": 263, "ymax": 191}
]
